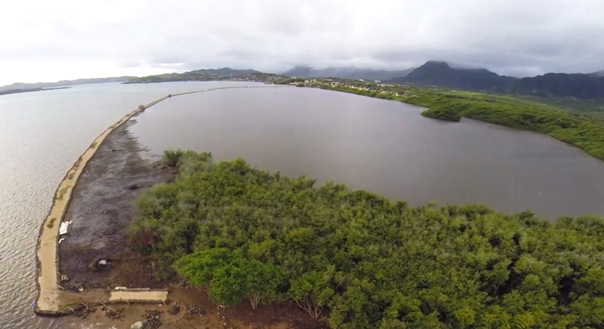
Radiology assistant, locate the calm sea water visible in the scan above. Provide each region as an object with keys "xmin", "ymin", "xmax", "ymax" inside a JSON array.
[{"xmin": 1, "ymin": 81, "xmax": 604, "ymax": 328}]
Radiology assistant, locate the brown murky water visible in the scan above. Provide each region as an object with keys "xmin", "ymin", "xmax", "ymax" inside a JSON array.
[{"xmin": 131, "ymin": 86, "xmax": 604, "ymax": 219}]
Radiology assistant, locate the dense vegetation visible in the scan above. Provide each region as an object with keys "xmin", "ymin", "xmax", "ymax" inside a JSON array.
[
  {"xmin": 309, "ymin": 82, "xmax": 604, "ymax": 161},
  {"xmin": 130, "ymin": 150, "xmax": 604, "ymax": 329}
]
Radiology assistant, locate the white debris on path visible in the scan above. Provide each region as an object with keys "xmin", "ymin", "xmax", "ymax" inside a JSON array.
[{"xmin": 59, "ymin": 221, "xmax": 71, "ymax": 235}]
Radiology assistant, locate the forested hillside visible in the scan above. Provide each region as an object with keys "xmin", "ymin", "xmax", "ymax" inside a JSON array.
[
  {"xmin": 130, "ymin": 151, "xmax": 604, "ymax": 329},
  {"xmin": 388, "ymin": 61, "xmax": 604, "ymax": 99},
  {"xmin": 124, "ymin": 68, "xmax": 277, "ymax": 83}
]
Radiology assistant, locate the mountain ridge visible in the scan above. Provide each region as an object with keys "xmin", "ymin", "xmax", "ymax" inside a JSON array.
[
  {"xmin": 186, "ymin": 67, "xmax": 262, "ymax": 75},
  {"xmin": 283, "ymin": 66, "xmax": 414, "ymax": 81},
  {"xmin": 388, "ymin": 61, "xmax": 604, "ymax": 99},
  {"xmin": 392, "ymin": 61, "xmax": 516, "ymax": 91},
  {"xmin": 591, "ymin": 70, "xmax": 604, "ymax": 77},
  {"xmin": 124, "ymin": 67, "xmax": 277, "ymax": 83},
  {"xmin": 5, "ymin": 64, "xmax": 604, "ymax": 99}
]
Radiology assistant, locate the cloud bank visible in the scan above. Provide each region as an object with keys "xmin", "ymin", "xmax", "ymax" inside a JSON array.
[{"xmin": 1, "ymin": 0, "xmax": 603, "ymax": 84}]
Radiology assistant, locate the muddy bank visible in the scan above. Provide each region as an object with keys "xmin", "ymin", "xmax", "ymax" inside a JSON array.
[
  {"xmin": 34, "ymin": 98, "xmax": 168, "ymax": 314},
  {"xmin": 58, "ymin": 119, "xmax": 175, "ymax": 290},
  {"xmin": 54, "ymin": 120, "xmax": 329, "ymax": 329},
  {"xmin": 53, "ymin": 121, "xmax": 329, "ymax": 329},
  {"xmin": 54, "ymin": 287, "xmax": 328, "ymax": 329}
]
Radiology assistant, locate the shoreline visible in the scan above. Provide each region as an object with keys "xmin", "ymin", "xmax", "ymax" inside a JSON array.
[
  {"xmin": 33, "ymin": 84, "xmax": 286, "ymax": 316},
  {"xmin": 0, "ymin": 86, "xmax": 71, "ymax": 97},
  {"xmin": 47, "ymin": 125, "xmax": 327, "ymax": 329},
  {"xmin": 33, "ymin": 95, "xmax": 169, "ymax": 315},
  {"xmin": 57, "ymin": 119, "xmax": 175, "ymax": 290}
]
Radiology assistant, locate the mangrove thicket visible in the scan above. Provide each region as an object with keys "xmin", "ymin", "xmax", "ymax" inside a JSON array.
[{"xmin": 129, "ymin": 150, "xmax": 604, "ymax": 328}]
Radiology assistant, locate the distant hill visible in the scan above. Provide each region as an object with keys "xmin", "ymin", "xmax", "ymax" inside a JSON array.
[
  {"xmin": 283, "ymin": 66, "xmax": 414, "ymax": 81},
  {"xmin": 389, "ymin": 61, "xmax": 604, "ymax": 99},
  {"xmin": 390, "ymin": 61, "xmax": 514, "ymax": 91},
  {"xmin": 126, "ymin": 67, "xmax": 277, "ymax": 83},
  {"xmin": 510, "ymin": 73, "xmax": 604, "ymax": 98},
  {"xmin": 0, "ymin": 76, "xmax": 134, "ymax": 93},
  {"xmin": 186, "ymin": 68, "xmax": 261, "ymax": 76},
  {"xmin": 591, "ymin": 70, "xmax": 604, "ymax": 77}
]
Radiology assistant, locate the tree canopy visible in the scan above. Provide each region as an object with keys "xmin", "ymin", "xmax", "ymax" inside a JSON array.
[{"xmin": 130, "ymin": 150, "xmax": 604, "ymax": 328}]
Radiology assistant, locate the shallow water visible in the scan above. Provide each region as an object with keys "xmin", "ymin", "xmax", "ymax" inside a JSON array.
[
  {"xmin": 130, "ymin": 86, "xmax": 604, "ymax": 219},
  {"xmin": 1, "ymin": 81, "xmax": 604, "ymax": 328}
]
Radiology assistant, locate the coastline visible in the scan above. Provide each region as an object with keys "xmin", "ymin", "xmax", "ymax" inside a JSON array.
[
  {"xmin": 33, "ymin": 84, "xmax": 287, "ymax": 315},
  {"xmin": 57, "ymin": 119, "xmax": 177, "ymax": 291},
  {"xmin": 33, "ymin": 95, "xmax": 169, "ymax": 315},
  {"xmin": 0, "ymin": 86, "xmax": 71, "ymax": 96}
]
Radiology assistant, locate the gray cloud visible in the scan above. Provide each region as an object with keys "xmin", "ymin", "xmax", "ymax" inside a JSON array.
[{"xmin": 1, "ymin": 0, "xmax": 604, "ymax": 84}]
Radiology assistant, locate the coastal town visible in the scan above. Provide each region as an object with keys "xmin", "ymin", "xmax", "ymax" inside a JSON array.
[{"xmin": 278, "ymin": 76, "xmax": 413, "ymax": 101}]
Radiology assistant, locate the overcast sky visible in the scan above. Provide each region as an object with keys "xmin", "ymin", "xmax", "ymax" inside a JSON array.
[{"xmin": 1, "ymin": 0, "xmax": 604, "ymax": 86}]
